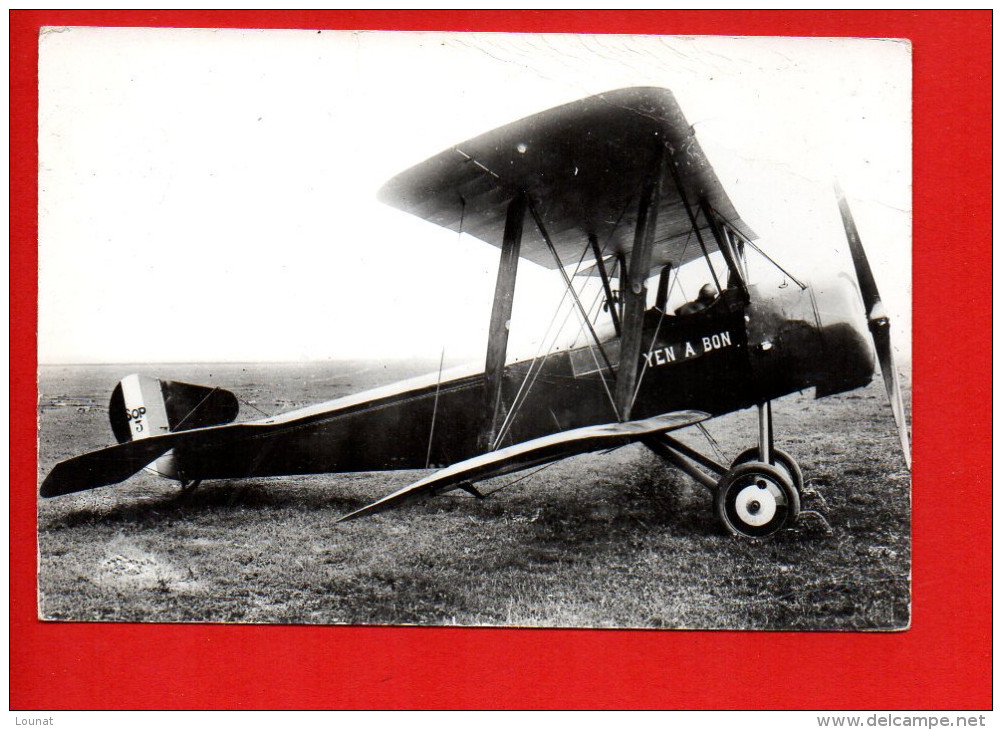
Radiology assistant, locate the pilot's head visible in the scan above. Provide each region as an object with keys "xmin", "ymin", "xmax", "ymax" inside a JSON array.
[{"xmin": 698, "ymin": 283, "xmax": 718, "ymax": 302}]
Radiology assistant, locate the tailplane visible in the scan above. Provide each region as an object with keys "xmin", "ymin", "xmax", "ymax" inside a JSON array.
[{"xmin": 108, "ymin": 374, "xmax": 239, "ymax": 479}]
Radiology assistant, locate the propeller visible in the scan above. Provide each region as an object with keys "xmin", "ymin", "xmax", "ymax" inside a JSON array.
[{"xmin": 835, "ymin": 183, "xmax": 911, "ymax": 469}]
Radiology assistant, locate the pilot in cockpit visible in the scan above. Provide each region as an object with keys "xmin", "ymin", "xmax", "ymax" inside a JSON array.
[{"xmin": 675, "ymin": 283, "xmax": 718, "ymax": 316}]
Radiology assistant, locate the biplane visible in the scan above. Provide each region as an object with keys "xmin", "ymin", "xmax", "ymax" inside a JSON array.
[{"xmin": 40, "ymin": 87, "xmax": 910, "ymax": 538}]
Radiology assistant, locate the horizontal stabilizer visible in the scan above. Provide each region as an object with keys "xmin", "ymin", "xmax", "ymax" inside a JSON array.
[
  {"xmin": 338, "ymin": 410, "xmax": 709, "ymax": 522},
  {"xmin": 40, "ymin": 437, "xmax": 180, "ymax": 497},
  {"xmin": 40, "ymin": 421, "xmax": 275, "ymax": 498}
]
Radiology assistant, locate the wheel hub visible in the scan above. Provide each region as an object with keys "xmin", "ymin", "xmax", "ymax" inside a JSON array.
[{"xmin": 734, "ymin": 483, "xmax": 778, "ymax": 526}]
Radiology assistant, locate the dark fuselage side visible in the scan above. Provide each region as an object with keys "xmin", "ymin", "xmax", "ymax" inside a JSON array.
[{"xmin": 175, "ymin": 282, "xmax": 873, "ymax": 482}]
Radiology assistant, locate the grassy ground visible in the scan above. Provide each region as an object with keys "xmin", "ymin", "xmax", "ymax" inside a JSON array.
[{"xmin": 37, "ymin": 361, "xmax": 911, "ymax": 629}]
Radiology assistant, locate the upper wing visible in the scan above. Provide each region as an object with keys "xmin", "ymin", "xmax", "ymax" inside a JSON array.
[
  {"xmin": 378, "ymin": 87, "xmax": 754, "ymax": 279},
  {"xmin": 338, "ymin": 409, "xmax": 709, "ymax": 521}
]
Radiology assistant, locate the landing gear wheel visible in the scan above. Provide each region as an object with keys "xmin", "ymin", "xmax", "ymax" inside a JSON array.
[
  {"xmin": 732, "ymin": 447, "xmax": 804, "ymax": 494},
  {"xmin": 715, "ymin": 462, "xmax": 800, "ymax": 538}
]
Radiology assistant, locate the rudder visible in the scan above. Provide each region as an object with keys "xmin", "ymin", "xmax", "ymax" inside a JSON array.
[{"xmin": 109, "ymin": 374, "xmax": 239, "ymax": 480}]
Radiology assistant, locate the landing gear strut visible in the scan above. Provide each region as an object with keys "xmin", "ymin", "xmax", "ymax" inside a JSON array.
[
  {"xmin": 731, "ymin": 446, "xmax": 804, "ymax": 494},
  {"xmin": 178, "ymin": 478, "xmax": 202, "ymax": 496},
  {"xmin": 644, "ymin": 401, "xmax": 804, "ymax": 538}
]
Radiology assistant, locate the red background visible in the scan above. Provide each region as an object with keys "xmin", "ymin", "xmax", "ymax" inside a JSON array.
[{"xmin": 10, "ymin": 11, "xmax": 992, "ymax": 710}]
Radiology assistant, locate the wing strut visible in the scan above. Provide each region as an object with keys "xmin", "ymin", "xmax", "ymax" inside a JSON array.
[
  {"xmin": 589, "ymin": 233, "xmax": 621, "ymax": 336},
  {"xmin": 663, "ymin": 149, "xmax": 723, "ymax": 295},
  {"xmin": 482, "ymin": 192, "xmax": 526, "ymax": 450},
  {"xmin": 627, "ymin": 234, "xmax": 692, "ymax": 414},
  {"xmin": 702, "ymin": 200, "xmax": 748, "ymax": 297},
  {"xmin": 654, "ymin": 263, "xmax": 673, "ymax": 311},
  {"xmin": 527, "ymin": 198, "xmax": 615, "ymax": 376},
  {"xmin": 615, "ymin": 253, "xmax": 628, "ymax": 323},
  {"xmin": 614, "ymin": 141, "xmax": 665, "ymax": 421}
]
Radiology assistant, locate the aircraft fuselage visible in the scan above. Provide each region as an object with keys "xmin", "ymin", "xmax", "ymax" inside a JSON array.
[{"xmin": 171, "ymin": 277, "xmax": 875, "ymax": 483}]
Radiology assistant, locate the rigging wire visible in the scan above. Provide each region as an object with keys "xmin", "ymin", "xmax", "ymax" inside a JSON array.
[
  {"xmin": 171, "ymin": 387, "xmax": 221, "ymax": 431},
  {"xmin": 239, "ymin": 397, "xmax": 272, "ymax": 420},
  {"xmin": 744, "ymin": 239, "xmax": 807, "ymax": 290},
  {"xmin": 425, "ymin": 348, "xmax": 446, "ymax": 469},
  {"xmin": 492, "ymin": 296, "xmax": 578, "ymax": 447},
  {"xmin": 491, "ymin": 191, "xmax": 637, "ymax": 447},
  {"xmin": 662, "ymin": 148, "xmax": 724, "ymax": 295},
  {"xmin": 493, "ymin": 276, "xmax": 607, "ymax": 448},
  {"xmin": 450, "ymin": 144, "xmax": 639, "ymax": 446},
  {"xmin": 696, "ymin": 422, "xmax": 727, "ymax": 464},
  {"xmin": 140, "ymin": 465, "xmax": 174, "ymax": 480},
  {"xmin": 709, "ymin": 204, "xmax": 807, "ymax": 290},
  {"xmin": 421, "ymin": 197, "xmax": 465, "ymax": 463},
  {"xmin": 527, "ymin": 197, "xmax": 614, "ymax": 375},
  {"xmin": 479, "ymin": 459, "xmax": 561, "ymax": 498},
  {"xmin": 494, "ymin": 247, "xmax": 612, "ymax": 441},
  {"xmin": 493, "ymin": 219, "xmax": 628, "ymax": 446}
]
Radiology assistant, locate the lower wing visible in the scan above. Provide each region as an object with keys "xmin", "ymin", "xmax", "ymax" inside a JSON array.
[{"xmin": 338, "ymin": 410, "xmax": 709, "ymax": 521}]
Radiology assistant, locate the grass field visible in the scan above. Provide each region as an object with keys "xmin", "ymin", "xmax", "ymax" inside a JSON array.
[{"xmin": 37, "ymin": 361, "xmax": 911, "ymax": 629}]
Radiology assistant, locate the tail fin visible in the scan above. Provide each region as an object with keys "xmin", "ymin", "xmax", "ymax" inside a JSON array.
[{"xmin": 108, "ymin": 374, "xmax": 239, "ymax": 479}]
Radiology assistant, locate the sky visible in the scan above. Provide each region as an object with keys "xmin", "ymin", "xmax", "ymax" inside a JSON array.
[{"xmin": 38, "ymin": 29, "xmax": 911, "ymax": 365}]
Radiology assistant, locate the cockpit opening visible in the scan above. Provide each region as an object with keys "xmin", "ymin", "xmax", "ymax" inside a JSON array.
[{"xmin": 674, "ymin": 283, "xmax": 719, "ymax": 316}]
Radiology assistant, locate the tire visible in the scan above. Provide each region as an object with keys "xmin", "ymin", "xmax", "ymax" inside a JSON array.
[
  {"xmin": 715, "ymin": 461, "xmax": 800, "ymax": 538},
  {"xmin": 732, "ymin": 447, "xmax": 804, "ymax": 494}
]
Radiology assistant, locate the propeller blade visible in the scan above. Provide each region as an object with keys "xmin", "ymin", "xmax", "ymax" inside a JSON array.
[
  {"xmin": 873, "ymin": 326, "xmax": 912, "ymax": 469},
  {"xmin": 835, "ymin": 183, "xmax": 911, "ymax": 469},
  {"xmin": 836, "ymin": 182, "xmax": 882, "ymax": 319}
]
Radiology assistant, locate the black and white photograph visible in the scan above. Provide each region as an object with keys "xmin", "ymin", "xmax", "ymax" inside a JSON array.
[{"xmin": 37, "ymin": 28, "xmax": 912, "ymax": 629}]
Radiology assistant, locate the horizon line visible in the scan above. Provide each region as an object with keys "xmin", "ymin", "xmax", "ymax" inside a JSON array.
[{"xmin": 37, "ymin": 355, "xmax": 477, "ymax": 367}]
